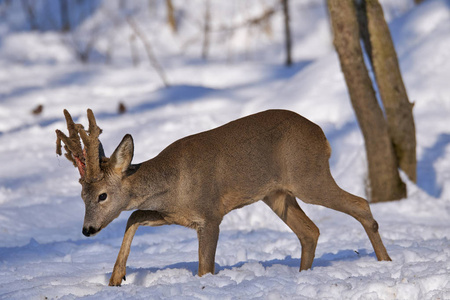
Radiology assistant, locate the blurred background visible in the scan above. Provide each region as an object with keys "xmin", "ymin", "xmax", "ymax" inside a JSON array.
[{"xmin": 0, "ymin": 0, "xmax": 449, "ymax": 298}]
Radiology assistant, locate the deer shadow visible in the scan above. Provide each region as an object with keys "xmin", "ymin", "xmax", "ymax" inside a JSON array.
[{"xmin": 109, "ymin": 248, "xmax": 373, "ymax": 286}]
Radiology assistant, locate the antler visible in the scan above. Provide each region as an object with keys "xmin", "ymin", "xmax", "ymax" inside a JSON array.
[
  {"xmin": 56, "ymin": 109, "xmax": 86, "ymax": 177},
  {"xmin": 56, "ymin": 109, "xmax": 104, "ymax": 182}
]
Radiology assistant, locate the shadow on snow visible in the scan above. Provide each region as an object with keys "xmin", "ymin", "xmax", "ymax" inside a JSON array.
[
  {"xmin": 111, "ymin": 249, "xmax": 374, "ymax": 286},
  {"xmin": 417, "ymin": 133, "xmax": 450, "ymax": 198}
]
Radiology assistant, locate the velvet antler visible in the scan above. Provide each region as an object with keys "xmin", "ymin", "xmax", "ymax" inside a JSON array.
[{"xmin": 56, "ymin": 109, "xmax": 104, "ymax": 182}]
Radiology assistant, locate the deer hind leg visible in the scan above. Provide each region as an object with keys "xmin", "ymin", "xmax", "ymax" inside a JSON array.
[
  {"xmin": 263, "ymin": 191, "xmax": 320, "ymax": 271},
  {"xmin": 334, "ymin": 190, "xmax": 391, "ymax": 262},
  {"xmin": 109, "ymin": 210, "xmax": 168, "ymax": 286},
  {"xmin": 196, "ymin": 221, "xmax": 220, "ymax": 276},
  {"xmin": 297, "ymin": 176, "xmax": 391, "ymax": 262}
]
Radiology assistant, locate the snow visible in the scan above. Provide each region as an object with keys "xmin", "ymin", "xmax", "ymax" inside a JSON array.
[{"xmin": 1, "ymin": 0, "xmax": 450, "ymax": 299}]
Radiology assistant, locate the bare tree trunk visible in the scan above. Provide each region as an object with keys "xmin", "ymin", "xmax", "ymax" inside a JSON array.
[
  {"xmin": 366, "ymin": 0, "xmax": 417, "ymax": 182},
  {"xmin": 60, "ymin": 0, "xmax": 70, "ymax": 32},
  {"xmin": 281, "ymin": 0, "xmax": 293, "ymax": 66},
  {"xmin": 328, "ymin": 0, "xmax": 406, "ymax": 202},
  {"xmin": 166, "ymin": 0, "xmax": 177, "ymax": 33},
  {"xmin": 202, "ymin": 0, "xmax": 211, "ymax": 60},
  {"xmin": 20, "ymin": 0, "xmax": 38, "ymax": 30}
]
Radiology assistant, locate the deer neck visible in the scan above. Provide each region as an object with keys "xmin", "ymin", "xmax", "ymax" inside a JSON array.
[{"xmin": 124, "ymin": 157, "xmax": 177, "ymax": 211}]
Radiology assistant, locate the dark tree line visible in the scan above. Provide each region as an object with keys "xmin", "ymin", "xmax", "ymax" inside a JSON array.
[{"xmin": 7, "ymin": 0, "xmax": 100, "ymax": 32}]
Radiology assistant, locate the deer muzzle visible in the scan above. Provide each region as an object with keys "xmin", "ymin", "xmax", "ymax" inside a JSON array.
[{"xmin": 82, "ymin": 226, "xmax": 101, "ymax": 237}]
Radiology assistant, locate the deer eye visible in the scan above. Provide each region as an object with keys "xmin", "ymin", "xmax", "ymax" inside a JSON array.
[{"xmin": 98, "ymin": 193, "xmax": 107, "ymax": 202}]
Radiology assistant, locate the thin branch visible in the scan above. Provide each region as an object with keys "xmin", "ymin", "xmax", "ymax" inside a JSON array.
[{"xmin": 126, "ymin": 16, "xmax": 170, "ymax": 88}]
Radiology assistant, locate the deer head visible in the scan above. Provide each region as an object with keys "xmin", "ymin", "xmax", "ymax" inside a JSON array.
[{"xmin": 56, "ymin": 109, "xmax": 135, "ymax": 236}]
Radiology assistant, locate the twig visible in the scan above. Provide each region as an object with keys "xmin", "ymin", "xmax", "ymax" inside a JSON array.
[{"xmin": 126, "ymin": 16, "xmax": 170, "ymax": 88}]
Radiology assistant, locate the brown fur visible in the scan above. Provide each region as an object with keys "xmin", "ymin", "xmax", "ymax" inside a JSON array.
[{"xmin": 56, "ymin": 109, "xmax": 391, "ymax": 286}]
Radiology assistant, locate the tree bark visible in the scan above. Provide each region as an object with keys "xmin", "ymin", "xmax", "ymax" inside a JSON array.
[
  {"xmin": 328, "ymin": 0, "xmax": 406, "ymax": 202},
  {"xmin": 366, "ymin": 0, "xmax": 417, "ymax": 182},
  {"xmin": 354, "ymin": 0, "xmax": 372, "ymax": 63}
]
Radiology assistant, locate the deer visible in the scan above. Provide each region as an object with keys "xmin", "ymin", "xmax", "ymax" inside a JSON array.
[{"xmin": 55, "ymin": 109, "xmax": 391, "ymax": 286}]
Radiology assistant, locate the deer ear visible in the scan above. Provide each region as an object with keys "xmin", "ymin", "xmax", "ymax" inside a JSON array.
[{"xmin": 110, "ymin": 134, "xmax": 134, "ymax": 174}]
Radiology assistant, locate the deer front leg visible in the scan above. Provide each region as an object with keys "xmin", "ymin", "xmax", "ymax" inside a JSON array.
[
  {"xmin": 109, "ymin": 210, "xmax": 167, "ymax": 286},
  {"xmin": 196, "ymin": 221, "xmax": 220, "ymax": 276}
]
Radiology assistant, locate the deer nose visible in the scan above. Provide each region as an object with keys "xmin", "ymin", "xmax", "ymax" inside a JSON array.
[{"xmin": 82, "ymin": 226, "xmax": 97, "ymax": 237}]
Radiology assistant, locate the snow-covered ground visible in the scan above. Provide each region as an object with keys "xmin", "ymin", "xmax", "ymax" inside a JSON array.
[{"xmin": 0, "ymin": 0, "xmax": 449, "ymax": 299}]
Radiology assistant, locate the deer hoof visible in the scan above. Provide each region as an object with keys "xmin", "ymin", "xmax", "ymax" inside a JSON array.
[{"xmin": 109, "ymin": 272, "xmax": 125, "ymax": 286}]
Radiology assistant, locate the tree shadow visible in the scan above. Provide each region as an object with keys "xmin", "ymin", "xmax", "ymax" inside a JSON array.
[
  {"xmin": 2, "ymin": 60, "xmax": 313, "ymax": 137},
  {"xmin": 0, "ymin": 117, "xmax": 61, "ymax": 137},
  {"xmin": 127, "ymin": 85, "xmax": 218, "ymax": 114},
  {"xmin": 322, "ymin": 120, "xmax": 360, "ymax": 168},
  {"xmin": 417, "ymin": 133, "xmax": 450, "ymax": 197},
  {"xmin": 228, "ymin": 60, "xmax": 313, "ymax": 92}
]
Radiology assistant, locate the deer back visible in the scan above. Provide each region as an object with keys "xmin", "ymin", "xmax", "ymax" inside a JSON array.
[{"xmin": 130, "ymin": 109, "xmax": 331, "ymax": 224}]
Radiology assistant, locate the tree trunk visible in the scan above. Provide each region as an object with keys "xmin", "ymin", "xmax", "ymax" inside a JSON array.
[
  {"xmin": 202, "ymin": 0, "xmax": 211, "ymax": 60},
  {"xmin": 166, "ymin": 0, "xmax": 177, "ymax": 33},
  {"xmin": 366, "ymin": 0, "xmax": 417, "ymax": 182},
  {"xmin": 327, "ymin": 0, "xmax": 406, "ymax": 202},
  {"xmin": 60, "ymin": 0, "xmax": 70, "ymax": 32},
  {"xmin": 354, "ymin": 0, "xmax": 372, "ymax": 63},
  {"xmin": 20, "ymin": 0, "xmax": 38, "ymax": 30},
  {"xmin": 281, "ymin": 0, "xmax": 293, "ymax": 66}
]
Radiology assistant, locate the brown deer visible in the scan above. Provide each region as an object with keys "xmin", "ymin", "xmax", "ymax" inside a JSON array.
[{"xmin": 56, "ymin": 109, "xmax": 391, "ymax": 286}]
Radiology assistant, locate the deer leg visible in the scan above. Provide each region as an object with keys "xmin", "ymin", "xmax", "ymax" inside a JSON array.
[
  {"xmin": 333, "ymin": 190, "xmax": 392, "ymax": 262},
  {"xmin": 297, "ymin": 176, "xmax": 391, "ymax": 262},
  {"xmin": 109, "ymin": 210, "xmax": 167, "ymax": 286},
  {"xmin": 263, "ymin": 191, "xmax": 320, "ymax": 271},
  {"xmin": 196, "ymin": 221, "xmax": 220, "ymax": 276}
]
